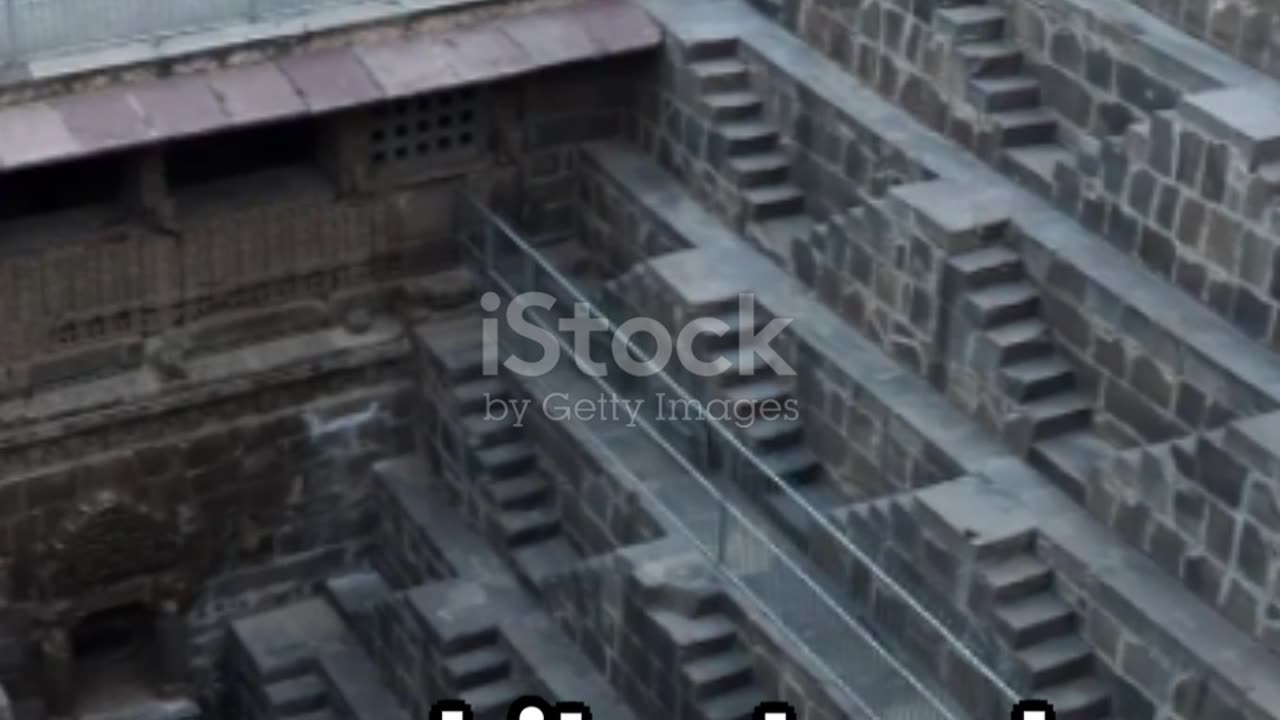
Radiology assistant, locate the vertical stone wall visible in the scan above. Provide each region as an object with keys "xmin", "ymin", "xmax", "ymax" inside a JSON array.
[
  {"xmin": 1052, "ymin": 88, "xmax": 1280, "ymax": 352},
  {"xmin": 1115, "ymin": 0, "xmax": 1280, "ymax": 77},
  {"xmin": 486, "ymin": 57, "xmax": 645, "ymax": 242},
  {"xmin": 1091, "ymin": 415, "xmax": 1280, "ymax": 651},
  {"xmin": 0, "ymin": 351, "xmax": 412, "ymax": 698}
]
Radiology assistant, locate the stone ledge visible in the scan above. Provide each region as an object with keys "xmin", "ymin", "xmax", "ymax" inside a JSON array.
[
  {"xmin": 962, "ymin": 463, "xmax": 1280, "ymax": 720},
  {"xmin": 1178, "ymin": 87, "xmax": 1280, "ymax": 170},
  {"xmin": 0, "ymin": 315, "xmax": 408, "ymax": 439},
  {"xmin": 0, "ymin": 0, "xmax": 660, "ymax": 170}
]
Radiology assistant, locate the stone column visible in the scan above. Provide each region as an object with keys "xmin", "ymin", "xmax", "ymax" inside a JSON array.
[
  {"xmin": 318, "ymin": 114, "xmax": 368, "ymax": 196},
  {"xmin": 154, "ymin": 599, "xmax": 189, "ymax": 695},
  {"xmin": 123, "ymin": 147, "xmax": 176, "ymax": 232},
  {"xmin": 39, "ymin": 627, "xmax": 73, "ymax": 719}
]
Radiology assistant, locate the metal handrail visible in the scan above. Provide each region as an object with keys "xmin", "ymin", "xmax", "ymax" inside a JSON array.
[
  {"xmin": 469, "ymin": 232, "xmax": 897, "ymax": 720},
  {"xmin": 446, "ymin": 287, "xmax": 886, "ymax": 719},
  {"xmin": 464, "ymin": 197, "xmax": 1020, "ymax": 714}
]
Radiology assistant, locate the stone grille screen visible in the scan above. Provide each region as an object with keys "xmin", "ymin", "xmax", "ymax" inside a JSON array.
[{"xmin": 367, "ymin": 88, "xmax": 483, "ymax": 176}]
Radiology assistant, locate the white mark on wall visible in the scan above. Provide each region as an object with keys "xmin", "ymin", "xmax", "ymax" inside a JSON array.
[{"xmin": 303, "ymin": 402, "xmax": 381, "ymax": 440}]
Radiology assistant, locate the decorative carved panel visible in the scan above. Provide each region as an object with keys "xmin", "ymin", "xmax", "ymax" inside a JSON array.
[{"xmin": 36, "ymin": 490, "xmax": 183, "ymax": 602}]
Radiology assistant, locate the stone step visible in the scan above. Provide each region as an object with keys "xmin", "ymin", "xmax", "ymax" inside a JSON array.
[
  {"xmin": 993, "ymin": 593, "xmax": 1076, "ymax": 648},
  {"xmin": 728, "ymin": 151, "xmax": 790, "ymax": 186},
  {"xmin": 984, "ymin": 318, "xmax": 1055, "ymax": 364},
  {"xmin": 1023, "ymin": 392, "xmax": 1093, "ymax": 441},
  {"xmin": 682, "ymin": 648, "xmax": 755, "ymax": 700},
  {"xmin": 445, "ymin": 646, "xmax": 511, "ymax": 690},
  {"xmin": 741, "ymin": 415, "xmax": 804, "ymax": 453},
  {"xmin": 999, "ymin": 355, "xmax": 1076, "ymax": 402},
  {"xmin": 720, "ymin": 120, "xmax": 781, "ymax": 155},
  {"xmin": 462, "ymin": 410, "xmax": 524, "ymax": 449},
  {"xmin": 317, "ymin": 646, "xmax": 408, "ymax": 720},
  {"xmin": 934, "ymin": 5, "xmax": 1005, "ymax": 41},
  {"xmin": 1005, "ymin": 144, "xmax": 1072, "ymax": 196},
  {"xmin": 968, "ymin": 74, "xmax": 1041, "ymax": 112},
  {"xmin": 511, "ymin": 535, "xmax": 581, "ymax": 589},
  {"xmin": 949, "ymin": 245, "xmax": 1023, "ymax": 288},
  {"xmin": 955, "ymin": 40, "xmax": 1023, "ymax": 77},
  {"xmin": 686, "ymin": 37, "xmax": 738, "ymax": 62},
  {"xmin": 715, "ymin": 347, "xmax": 781, "ymax": 385},
  {"xmin": 759, "ymin": 442, "xmax": 821, "ymax": 484},
  {"xmin": 705, "ymin": 91, "xmax": 765, "ymax": 123},
  {"xmin": 1018, "ymin": 635, "xmax": 1094, "ymax": 689},
  {"xmin": 691, "ymin": 59, "xmax": 750, "ymax": 93},
  {"xmin": 744, "ymin": 184, "xmax": 805, "ymax": 220},
  {"xmin": 461, "ymin": 677, "xmax": 527, "ymax": 720},
  {"xmin": 453, "ymin": 378, "xmax": 510, "ymax": 415},
  {"xmin": 266, "ymin": 673, "xmax": 327, "ymax": 716},
  {"xmin": 1041, "ymin": 675, "xmax": 1111, "ymax": 720},
  {"xmin": 475, "ymin": 441, "xmax": 537, "ymax": 479},
  {"xmin": 993, "ymin": 108, "xmax": 1059, "ymax": 147},
  {"xmin": 723, "ymin": 377, "xmax": 793, "ymax": 411},
  {"xmin": 647, "ymin": 609, "xmax": 739, "ymax": 661},
  {"xmin": 686, "ymin": 309, "xmax": 770, "ymax": 357},
  {"xmin": 498, "ymin": 506, "xmax": 560, "ymax": 547},
  {"xmin": 322, "ymin": 571, "xmax": 391, "ymax": 630},
  {"xmin": 697, "ymin": 684, "xmax": 767, "ymax": 720},
  {"xmin": 486, "ymin": 472, "xmax": 552, "ymax": 511},
  {"xmin": 963, "ymin": 281, "xmax": 1040, "ymax": 328},
  {"xmin": 435, "ymin": 341, "xmax": 486, "ymax": 384},
  {"xmin": 751, "ymin": 215, "xmax": 815, "ymax": 263},
  {"xmin": 1028, "ymin": 430, "xmax": 1114, "ymax": 503},
  {"xmin": 979, "ymin": 553, "xmax": 1053, "ymax": 602}
]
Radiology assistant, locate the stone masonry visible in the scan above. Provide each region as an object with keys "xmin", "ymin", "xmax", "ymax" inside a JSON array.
[{"xmin": 0, "ymin": 0, "xmax": 1279, "ymax": 719}]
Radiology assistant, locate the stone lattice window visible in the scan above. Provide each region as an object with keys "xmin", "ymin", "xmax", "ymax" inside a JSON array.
[{"xmin": 367, "ymin": 87, "xmax": 482, "ymax": 175}]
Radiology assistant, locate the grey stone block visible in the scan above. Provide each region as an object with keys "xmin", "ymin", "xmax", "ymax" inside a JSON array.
[{"xmin": 1180, "ymin": 88, "xmax": 1280, "ymax": 170}]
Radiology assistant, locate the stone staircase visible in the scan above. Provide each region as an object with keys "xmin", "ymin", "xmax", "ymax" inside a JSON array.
[
  {"xmin": 842, "ymin": 492, "xmax": 1114, "ymax": 720},
  {"xmin": 949, "ymin": 243, "xmax": 1114, "ymax": 501},
  {"xmin": 440, "ymin": 334, "xmax": 584, "ymax": 591},
  {"xmin": 686, "ymin": 38, "xmax": 812, "ymax": 263},
  {"xmin": 437, "ymin": 622, "xmax": 533, "ymax": 720},
  {"xmin": 939, "ymin": 0, "xmax": 1074, "ymax": 196},
  {"xmin": 975, "ymin": 546, "xmax": 1112, "ymax": 720},
  {"xmin": 682, "ymin": 292, "xmax": 851, "ymax": 543},
  {"xmin": 226, "ymin": 597, "xmax": 405, "ymax": 720},
  {"xmin": 643, "ymin": 590, "xmax": 767, "ymax": 719}
]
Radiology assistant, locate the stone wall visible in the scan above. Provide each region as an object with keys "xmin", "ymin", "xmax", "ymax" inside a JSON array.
[
  {"xmin": 1091, "ymin": 414, "xmax": 1280, "ymax": 650},
  {"xmin": 1051, "ymin": 88, "xmax": 1280, "ymax": 355},
  {"xmin": 1118, "ymin": 0, "xmax": 1280, "ymax": 77},
  {"xmin": 576, "ymin": 147, "xmax": 967, "ymax": 499},
  {"xmin": 0, "ymin": 358, "xmax": 414, "ymax": 700},
  {"xmin": 768, "ymin": 0, "xmax": 1280, "ymax": 351},
  {"xmin": 780, "ymin": 0, "xmax": 1182, "ymax": 157},
  {"xmin": 544, "ymin": 540, "xmax": 865, "ymax": 720}
]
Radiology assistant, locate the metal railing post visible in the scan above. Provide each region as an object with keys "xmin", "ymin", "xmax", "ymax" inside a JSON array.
[{"xmin": 3, "ymin": 0, "xmax": 17, "ymax": 67}]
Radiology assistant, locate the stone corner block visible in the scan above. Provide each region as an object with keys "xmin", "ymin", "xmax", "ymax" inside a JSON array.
[
  {"xmin": 1222, "ymin": 411, "xmax": 1280, "ymax": 477},
  {"xmin": 886, "ymin": 179, "xmax": 1017, "ymax": 253},
  {"xmin": 1178, "ymin": 87, "xmax": 1280, "ymax": 170}
]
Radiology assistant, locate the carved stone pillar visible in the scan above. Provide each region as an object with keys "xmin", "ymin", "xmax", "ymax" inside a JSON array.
[
  {"xmin": 39, "ymin": 627, "xmax": 73, "ymax": 719},
  {"xmin": 154, "ymin": 599, "xmax": 188, "ymax": 695}
]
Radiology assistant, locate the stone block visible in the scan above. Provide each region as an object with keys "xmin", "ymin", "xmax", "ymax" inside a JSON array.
[
  {"xmin": 1179, "ymin": 88, "xmax": 1280, "ymax": 170},
  {"xmin": 1222, "ymin": 413, "xmax": 1280, "ymax": 477},
  {"xmin": 885, "ymin": 179, "xmax": 1014, "ymax": 253}
]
